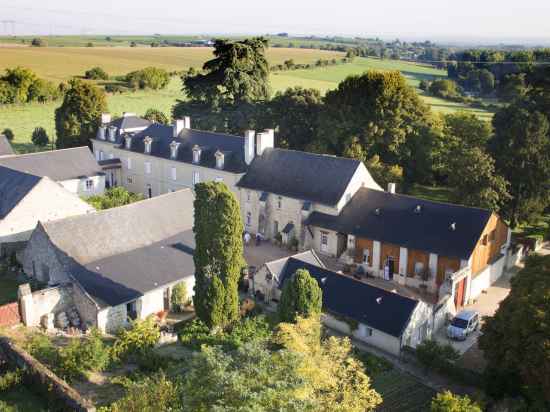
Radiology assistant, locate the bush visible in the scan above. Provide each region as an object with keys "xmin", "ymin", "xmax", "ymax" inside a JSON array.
[
  {"xmin": 112, "ymin": 317, "xmax": 160, "ymax": 361},
  {"xmin": 1, "ymin": 128, "xmax": 14, "ymax": 141},
  {"xmin": 57, "ymin": 329, "xmax": 111, "ymax": 380},
  {"xmin": 31, "ymin": 38, "xmax": 47, "ymax": 47},
  {"xmin": 143, "ymin": 108, "xmax": 169, "ymax": 124},
  {"xmin": 125, "ymin": 67, "xmax": 170, "ymax": 90},
  {"xmin": 86, "ymin": 187, "xmax": 143, "ymax": 210},
  {"xmin": 31, "ymin": 127, "xmax": 49, "ymax": 147},
  {"xmin": 104, "ymin": 84, "xmax": 125, "ymax": 94},
  {"xmin": 353, "ymin": 349, "xmax": 393, "ymax": 377},
  {"xmin": 25, "ymin": 333, "xmax": 59, "ymax": 366},
  {"xmin": 416, "ymin": 339, "xmax": 460, "ymax": 373},
  {"xmin": 170, "ymin": 282, "xmax": 188, "ymax": 312},
  {"xmin": 0, "ymin": 368, "xmax": 23, "ymax": 391},
  {"xmin": 431, "ymin": 391, "xmax": 482, "ymax": 412},
  {"xmin": 85, "ymin": 67, "xmax": 109, "ymax": 80}
]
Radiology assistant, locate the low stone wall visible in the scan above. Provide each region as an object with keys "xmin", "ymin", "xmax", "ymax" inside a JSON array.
[{"xmin": 0, "ymin": 337, "xmax": 95, "ymax": 412}]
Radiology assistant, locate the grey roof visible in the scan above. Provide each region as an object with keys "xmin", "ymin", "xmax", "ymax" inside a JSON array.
[
  {"xmin": 42, "ymin": 189, "xmax": 196, "ymax": 307},
  {"xmin": 0, "ymin": 135, "xmax": 15, "ymax": 156},
  {"xmin": 0, "ymin": 147, "xmax": 103, "ymax": 181},
  {"xmin": 237, "ymin": 148, "xmax": 361, "ymax": 206},
  {"xmin": 95, "ymin": 122, "xmax": 248, "ymax": 174},
  {"xmin": 275, "ymin": 254, "xmax": 419, "ymax": 337},
  {"xmin": 74, "ymin": 231, "xmax": 195, "ymax": 307},
  {"xmin": 264, "ymin": 250, "xmax": 325, "ymax": 282},
  {"xmin": 306, "ymin": 188, "xmax": 493, "ymax": 260},
  {"xmin": 0, "ymin": 166, "xmax": 42, "ymax": 218},
  {"xmin": 109, "ymin": 116, "xmax": 151, "ymax": 130}
]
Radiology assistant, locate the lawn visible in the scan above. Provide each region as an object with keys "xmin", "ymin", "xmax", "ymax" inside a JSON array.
[
  {"xmin": 408, "ymin": 184, "xmax": 454, "ymax": 204},
  {"xmin": 372, "ymin": 369, "xmax": 436, "ymax": 412},
  {"xmin": 0, "ymin": 383, "xmax": 49, "ymax": 412}
]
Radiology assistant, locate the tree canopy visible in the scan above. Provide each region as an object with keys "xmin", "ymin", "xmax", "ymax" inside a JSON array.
[
  {"xmin": 430, "ymin": 391, "xmax": 482, "ymax": 412},
  {"xmin": 31, "ymin": 127, "xmax": 50, "ymax": 147},
  {"xmin": 193, "ymin": 182, "xmax": 245, "ymax": 329},
  {"xmin": 55, "ymin": 79, "xmax": 108, "ymax": 149},
  {"xmin": 278, "ymin": 269, "xmax": 323, "ymax": 322},
  {"xmin": 143, "ymin": 108, "xmax": 169, "ymax": 124},
  {"xmin": 479, "ymin": 254, "xmax": 550, "ymax": 409}
]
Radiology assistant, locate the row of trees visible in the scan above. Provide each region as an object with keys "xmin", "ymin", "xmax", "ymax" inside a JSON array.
[{"xmin": 0, "ymin": 67, "xmax": 60, "ymax": 104}]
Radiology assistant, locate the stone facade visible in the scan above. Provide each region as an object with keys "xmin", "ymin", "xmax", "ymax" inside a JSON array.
[
  {"xmin": 0, "ymin": 178, "xmax": 94, "ymax": 247},
  {"xmin": 18, "ymin": 284, "xmax": 74, "ymax": 327}
]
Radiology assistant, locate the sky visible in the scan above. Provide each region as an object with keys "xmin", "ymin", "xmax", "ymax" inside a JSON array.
[{"xmin": 1, "ymin": 0, "xmax": 549, "ymax": 44}]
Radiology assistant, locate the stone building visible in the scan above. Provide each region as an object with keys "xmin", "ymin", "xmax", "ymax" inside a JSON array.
[
  {"xmin": 21, "ymin": 189, "xmax": 196, "ymax": 333},
  {"xmin": 252, "ymin": 250, "xmax": 434, "ymax": 356}
]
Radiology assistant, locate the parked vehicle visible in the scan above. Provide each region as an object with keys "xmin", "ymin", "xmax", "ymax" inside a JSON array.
[{"xmin": 447, "ymin": 310, "xmax": 479, "ymax": 340}]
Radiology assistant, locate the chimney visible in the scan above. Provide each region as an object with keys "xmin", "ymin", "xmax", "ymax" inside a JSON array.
[
  {"xmin": 173, "ymin": 119, "xmax": 185, "ymax": 138},
  {"xmin": 256, "ymin": 129, "xmax": 274, "ymax": 156},
  {"xmin": 97, "ymin": 126, "xmax": 106, "ymax": 140},
  {"xmin": 169, "ymin": 140, "xmax": 180, "ymax": 159},
  {"xmin": 184, "ymin": 116, "xmax": 191, "ymax": 129},
  {"xmin": 101, "ymin": 113, "xmax": 111, "ymax": 125},
  {"xmin": 192, "ymin": 144, "xmax": 201, "ymax": 164},
  {"xmin": 215, "ymin": 150, "xmax": 225, "ymax": 169},
  {"xmin": 244, "ymin": 130, "xmax": 256, "ymax": 165},
  {"xmin": 107, "ymin": 126, "xmax": 117, "ymax": 142},
  {"xmin": 124, "ymin": 136, "xmax": 132, "ymax": 149},
  {"xmin": 387, "ymin": 182, "xmax": 396, "ymax": 194}
]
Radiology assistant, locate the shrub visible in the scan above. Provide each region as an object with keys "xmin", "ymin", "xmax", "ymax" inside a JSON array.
[
  {"xmin": 0, "ymin": 368, "xmax": 23, "ymax": 391},
  {"xmin": 31, "ymin": 127, "xmax": 49, "ymax": 147},
  {"xmin": 143, "ymin": 108, "xmax": 169, "ymax": 124},
  {"xmin": 25, "ymin": 333, "xmax": 59, "ymax": 366},
  {"xmin": 104, "ymin": 84, "xmax": 125, "ymax": 94},
  {"xmin": 112, "ymin": 317, "xmax": 160, "ymax": 361},
  {"xmin": 353, "ymin": 349, "xmax": 393, "ymax": 377},
  {"xmin": 31, "ymin": 38, "xmax": 47, "ymax": 47},
  {"xmin": 431, "ymin": 390, "xmax": 482, "ymax": 412},
  {"xmin": 58, "ymin": 329, "xmax": 111, "ymax": 380},
  {"xmin": 416, "ymin": 339, "xmax": 460, "ymax": 373},
  {"xmin": 170, "ymin": 282, "xmax": 188, "ymax": 312},
  {"xmin": 125, "ymin": 67, "xmax": 170, "ymax": 90},
  {"xmin": 85, "ymin": 66, "xmax": 109, "ymax": 80},
  {"xmin": 1, "ymin": 128, "xmax": 14, "ymax": 141}
]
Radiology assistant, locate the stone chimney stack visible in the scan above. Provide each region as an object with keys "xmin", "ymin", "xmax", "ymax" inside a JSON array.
[
  {"xmin": 97, "ymin": 126, "xmax": 106, "ymax": 140},
  {"xmin": 173, "ymin": 119, "xmax": 185, "ymax": 138},
  {"xmin": 387, "ymin": 183, "xmax": 396, "ymax": 194},
  {"xmin": 256, "ymin": 129, "xmax": 274, "ymax": 156},
  {"xmin": 101, "ymin": 113, "xmax": 112, "ymax": 125},
  {"xmin": 184, "ymin": 116, "xmax": 191, "ymax": 129},
  {"xmin": 244, "ymin": 130, "xmax": 256, "ymax": 165},
  {"xmin": 107, "ymin": 126, "xmax": 117, "ymax": 142}
]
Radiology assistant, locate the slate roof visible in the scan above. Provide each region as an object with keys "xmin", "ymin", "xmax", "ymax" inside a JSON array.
[
  {"xmin": 0, "ymin": 135, "xmax": 15, "ymax": 156},
  {"xmin": 264, "ymin": 250, "xmax": 325, "ymax": 282},
  {"xmin": 0, "ymin": 147, "xmax": 103, "ymax": 181},
  {"xmin": 109, "ymin": 115, "xmax": 151, "ymax": 130},
  {"xmin": 0, "ymin": 166, "xmax": 42, "ymax": 219},
  {"xmin": 275, "ymin": 255, "xmax": 419, "ymax": 338},
  {"xmin": 306, "ymin": 188, "xmax": 493, "ymax": 260},
  {"xmin": 99, "ymin": 123, "xmax": 248, "ymax": 174},
  {"xmin": 237, "ymin": 148, "xmax": 361, "ymax": 206},
  {"xmin": 41, "ymin": 189, "xmax": 196, "ymax": 307}
]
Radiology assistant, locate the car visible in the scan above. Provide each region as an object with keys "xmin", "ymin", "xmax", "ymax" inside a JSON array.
[{"xmin": 447, "ymin": 310, "xmax": 479, "ymax": 341}]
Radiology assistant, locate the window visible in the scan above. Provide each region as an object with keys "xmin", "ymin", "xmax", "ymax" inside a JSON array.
[
  {"xmin": 215, "ymin": 177, "xmax": 223, "ymax": 183},
  {"xmin": 95, "ymin": 150, "xmax": 100, "ymax": 161},
  {"xmin": 363, "ymin": 249, "xmax": 370, "ymax": 265},
  {"xmin": 145, "ymin": 162, "xmax": 151, "ymax": 174},
  {"xmin": 414, "ymin": 262, "xmax": 425, "ymax": 276},
  {"xmin": 192, "ymin": 171, "xmax": 200, "ymax": 186},
  {"xmin": 108, "ymin": 153, "xmax": 114, "ymax": 160},
  {"xmin": 246, "ymin": 212, "xmax": 252, "ymax": 226},
  {"xmin": 365, "ymin": 327, "xmax": 373, "ymax": 337},
  {"xmin": 127, "ymin": 158, "xmax": 132, "ymax": 170},
  {"xmin": 273, "ymin": 221, "xmax": 279, "ymax": 235},
  {"xmin": 99, "ymin": 150, "xmax": 104, "ymax": 161},
  {"xmin": 246, "ymin": 191, "xmax": 251, "ymax": 202},
  {"xmin": 127, "ymin": 176, "xmax": 134, "ymax": 184},
  {"xmin": 320, "ymin": 232, "xmax": 328, "ymax": 252},
  {"xmin": 482, "ymin": 234, "xmax": 488, "ymax": 245},
  {"xmin": 85, "ymin": 179, "xmax": 94, "ymax": 191},
  {"xmin": 171, "ymin": 167, "xmax": 177, "ymax": 181},
  {"xmin": 277, "ymin": 196, "xmax": 282, "ymax": 210}
]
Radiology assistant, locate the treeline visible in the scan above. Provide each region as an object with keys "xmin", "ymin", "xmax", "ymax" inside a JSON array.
[
  {"xmin": 0, "ymin": 67, "xmax": 61, "ymax": 104},
  {"xmin": 270, "ymin": 57, "xmax": 352, "ymax": 72},
  {"xmin": 83, "ymin": 66, "xmax": 171, "ymax": 94}
]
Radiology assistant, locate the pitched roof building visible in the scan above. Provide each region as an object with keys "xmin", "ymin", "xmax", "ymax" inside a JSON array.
[
  {"xmin": 21, "ymin": 189, "xmax": 196, "ymax": 333},
  {"xmin": 0, "ymin": 135, "xmax": 15, "ymax": 157}
]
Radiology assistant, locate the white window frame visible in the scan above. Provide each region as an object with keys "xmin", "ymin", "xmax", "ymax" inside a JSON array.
[
  {"xmin": 171, "ymin": 166, "xmax": 177, "ymax": 181},
  {"xmin": 127, "ymin": 176, "xmax": 133, "ymax": 184},
  {"xmin": 320, "ymin": 232, "xmax": 328, "ymax": 252},
  {"xmin": 363, "ymin": 249, "xmax": 370, "ymax": 265},
  {"xmin": 99, "ymin": 150, "xmax": 104, "ymax": 161},
  {"xmin": 145, "ymin": 161, "xmax": 151, "ymax": 175},
  {"xmin": 414, "ymin": 261, "xmax": 425, "ymax": 276},
  {"xmin": 246, "ymin": 211, "xmax": 252, "ymax": 226},
  {"xmin": 277, "ymin": 196, "xmax": 282, "ymax": 210},
  {"xmin": 85, "ymin": 179, "xmax": 94, "ymax": 191},
  {"xmin": 127, "ymin": 158, "xmax": 132, "ymax": 170}
]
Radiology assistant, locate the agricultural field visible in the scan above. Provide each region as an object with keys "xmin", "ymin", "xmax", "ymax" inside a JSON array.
[
  {"xmin": 372, "ymin": 369, "xmax": 436, "ymax": 412},
  {"xmin": 0, "ymin": 46, "xmax": 344, "ymax": 82}
]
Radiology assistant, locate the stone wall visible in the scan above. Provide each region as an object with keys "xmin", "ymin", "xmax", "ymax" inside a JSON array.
[
  {"xmin": 71, "ymin": 282, "xmax": 99, "ymax": 329},
  {"xmin": 18, "ymin": 284, "xmax": 74, "ymax": 327},
  {"xmin": 0, "ymin": 337, "xmax": 96, "ymax": 412}
]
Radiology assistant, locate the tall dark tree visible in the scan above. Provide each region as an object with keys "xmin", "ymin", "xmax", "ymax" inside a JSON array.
[
  {"xmin": 173, "ymin": 37, "xmax": 270, "ymax": 134},
  {"xmin": 489, "ymin": 102, "xmax": 550, "ymax": 227},
  {"xmin": 479, "ymin": 255, "xmax": 550, "ymax": 409},
  {"xmin": 55, "ymin": 79, "xmax": 107, "ymax": 149},
  {"xmin": 193, "ymin": 182, "xmax": 244, "ymax": 329},
  {"xmin": 31, "ymin": 127, "xmax": 50, "ymax": 147},
  {"xmin": 320, "ymin": 70, "xmax": 431, "ymax": 169},
  {"xmin": 267, "ymin": 87, "xmax": 323, "ymax": 150},
  {"xmin": 278, "ymin": 269, "xmax": 323, "ymax": 322}
]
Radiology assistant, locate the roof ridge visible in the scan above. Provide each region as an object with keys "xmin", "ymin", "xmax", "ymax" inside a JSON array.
[
  {"xmin": 0, "ymin": 146, "xmax": 89, "ymax": 159},
  {"xmin": 269, "ymin": 147, "xmax": 361, "ymax": 163}
]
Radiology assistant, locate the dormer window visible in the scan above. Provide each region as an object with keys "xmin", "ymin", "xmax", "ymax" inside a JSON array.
[
  {"xmin": 192, "ymin": 145, "xmax": 201, "ymax": 164},
  {"xmin": 108, "ymin": 126, "xmax": 117, "ymax": 142},
  {"xmin": 125, "ymin": 136, "xmax": 132, "ymax": 149},
  {"xmin": 414, "ymin": 205, "xmax": 422, "ymax": 214},
  {"xmin": 215, "ymin": 150, "xmax": 224, "ymax": 170},
  {"xmin": 144, "ymin": 136, "xmax": 153, "ymax": 154},
  {"xmin": 170, "ymin": 141, "xmax": 180, "ymax": 160}
]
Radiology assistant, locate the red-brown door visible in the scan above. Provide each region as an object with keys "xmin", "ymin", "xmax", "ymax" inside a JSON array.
[{"xmin": 454, "ymin": 278, "xmax": 465, "ymax": 309}]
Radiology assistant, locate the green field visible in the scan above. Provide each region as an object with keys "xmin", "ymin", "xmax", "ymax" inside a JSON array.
[{"xmin": 0, "ymin": 47, "xmax": 493, "ymax": 150}]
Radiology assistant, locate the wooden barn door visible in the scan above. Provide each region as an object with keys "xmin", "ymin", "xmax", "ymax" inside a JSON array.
[{"xmin": 454, "ymin": 278, "xmax": 466, "ymax": 310}]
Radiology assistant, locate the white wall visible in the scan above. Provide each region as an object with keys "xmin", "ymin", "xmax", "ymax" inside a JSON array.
[
  {"xmin": 58, "ymin": 175, "xmax": 105, "ymax": 197},
  {"xmin": 401, "ymin": 300, "xmax": 433, "ymax": 348},
  {"xmin": 469, "ymin": 254, "xmax": 506, "ymax": 302},
  {"xmin": 0, "ymin": 178, "xmax": 94, "ymax": 245}
]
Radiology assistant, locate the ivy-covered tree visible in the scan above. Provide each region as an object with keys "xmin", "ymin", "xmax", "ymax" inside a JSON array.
[
  {"xmin": 55, "ymin": 79, "xmax": 107, "ymax": 149},
  {"xmin": 479, "ymin": 255, "xmax": 550, "ymax": 409},
  {"xmin": 193, "ymin": 182, "xmax": 244, "ymax": 329},
  {"xmin": 278, "ymin": 269, "xmax": 323, "ymax": 322}
]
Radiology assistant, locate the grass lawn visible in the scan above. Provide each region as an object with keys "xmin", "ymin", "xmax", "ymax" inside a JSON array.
[
  {"xmin": 408, "ymin": 184, "xmax": 454, "ymax": 204},
  {"xmin": 372, "ymin": 369, "xmax": 436, "ymax": 412}
]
